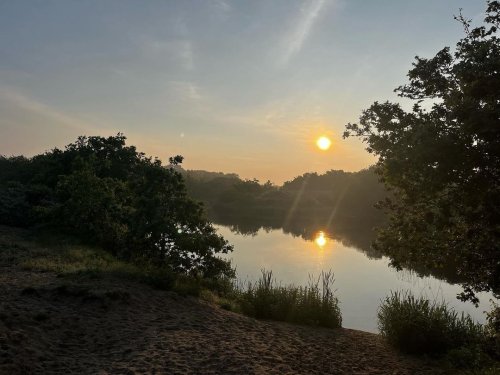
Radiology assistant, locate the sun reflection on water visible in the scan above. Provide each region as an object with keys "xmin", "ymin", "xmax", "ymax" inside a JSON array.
[{"xmin": 314, "ymin": 231, "xmax": 327, "ymax": 248}]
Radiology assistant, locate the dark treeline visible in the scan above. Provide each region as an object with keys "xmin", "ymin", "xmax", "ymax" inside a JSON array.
[
  {"xmin": 184, "ymin": 168, "xmax": 386, "ymax": 224},
  {"xmin": 183, "ymin": 168, "xmax": 387, "ymax": 258}
]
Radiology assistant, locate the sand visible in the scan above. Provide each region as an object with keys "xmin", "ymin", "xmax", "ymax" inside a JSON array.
[{"xmin": 0, "ymin": 229, "xmax": 446, "ymax": 374}]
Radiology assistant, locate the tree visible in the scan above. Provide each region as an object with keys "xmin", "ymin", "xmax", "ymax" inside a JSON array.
[
  {"xmin": 344, "ymin": 1, "xmax": 500, "ymax": 304},
  {"xmin": 0, "ymin": 134, "xmax": 234, "ymax": 278}
]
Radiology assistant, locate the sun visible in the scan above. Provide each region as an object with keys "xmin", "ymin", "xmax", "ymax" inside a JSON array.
[{"xmin": 316, "ymin": 136, "xmax": 331, "ymax": 151}]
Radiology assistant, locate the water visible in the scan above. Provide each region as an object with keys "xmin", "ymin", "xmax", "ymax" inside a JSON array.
[{"xmin": 216, "ymin": 225, "xmax": 493, "ymax": 333}]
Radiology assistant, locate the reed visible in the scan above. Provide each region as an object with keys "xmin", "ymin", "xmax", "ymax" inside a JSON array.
[
  {"xmin": 378, "ymin": 290, "xmax": 484, "ymax": 358},
  {"xmin": 238, "ymin": 269, "xmax": 342, "ymax": 328}
]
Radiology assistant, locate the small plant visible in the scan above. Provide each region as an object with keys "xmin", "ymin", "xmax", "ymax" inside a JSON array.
[
  {"xmin": 377, "ymin": 291, "xmax": 484, "ymax": 358},
  {"xmin": 238, "ymin": 270, "xmax": 342, "ymax": 328}
]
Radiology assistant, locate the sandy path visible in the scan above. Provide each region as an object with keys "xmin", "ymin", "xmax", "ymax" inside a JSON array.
[{"xmin": 0, "ymin": 230, "xmax": 445, "ymax": 374}]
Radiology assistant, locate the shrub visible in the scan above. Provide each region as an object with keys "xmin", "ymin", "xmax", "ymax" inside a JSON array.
[
  {"xmin": 484, "ymin": 300, "xmax": 500, "ymax": 359},
  {"xmin": 0, "ymin": 134, "xmax": 234, "ymax": 279},
  {"xmin": 239, "ymin": 270, "xmax": 342, "ymax": 328},
  {"xmin": 377, "ymin": 291, "xmax": 484, "ymax": 357}
]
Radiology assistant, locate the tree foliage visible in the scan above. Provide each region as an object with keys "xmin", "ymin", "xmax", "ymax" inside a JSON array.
[
  {"xmin": 0, "ymin": 134, "xmax": 233, "ymax": 278},
  {"xmin": 344, "ymin": 1, "xmax": 500, "ymax": 303}
]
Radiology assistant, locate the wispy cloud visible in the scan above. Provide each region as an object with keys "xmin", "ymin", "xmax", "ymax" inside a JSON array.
[
  {"xmin": 281, "ymin": 0, "xmax": 328, "ymax": 65},
  {"xmin": 141, "ymin": 38, "xmax": 195, "ymax": 71},
  {"xmin": 0, "ymin": 86, "xmax": 173, "ymax": 160},
  {"xmin": 207, "ymin": 97, "xmax": 328, "ymax": 143},
  {"xmin": 0, "ymin": 86, "xmax": 115, "ymax": 132},
  {"xmin": 212, "ymin": 0, "xmax": 231, "ymax": 13},
  {"xmin": 0, "ymin": 86, "xmax": 122, "ymax": 155},
  {"xmin": 0, "ymin": 88, "xmax": 97, "ymax": 132},
  {"xmin": 169, "ymin": 81, "xmax": 202, "ymax": 101}
]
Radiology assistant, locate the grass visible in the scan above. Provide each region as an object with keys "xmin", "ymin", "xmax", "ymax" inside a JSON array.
[
  {"xmin": 237, "ymin": 269, "xmax": 342, "ymax": 328},
  {"xmin": 21, "ymin": 245, "xmax": 177, "ymax": 289},
  {"xmin": 22, "ymin": 246, "xmax": 137, "ymax": 276},
  {"xmin": 378, "ymin": 290, "xmax": 488, "ymax": 368},
  {"xmin": 0, "ymin": 227, "xmax": 176, "ymax": 291}
]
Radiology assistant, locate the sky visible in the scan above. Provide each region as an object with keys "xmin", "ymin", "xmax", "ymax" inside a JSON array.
[{"xmin": 0, "ymin": 0, "xmax": 487, "ymax": 184}]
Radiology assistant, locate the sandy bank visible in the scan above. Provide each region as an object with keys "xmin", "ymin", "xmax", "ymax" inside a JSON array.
[{"xmin": 0, "ymin": 228, "xmax": 445, "ymax": 374}]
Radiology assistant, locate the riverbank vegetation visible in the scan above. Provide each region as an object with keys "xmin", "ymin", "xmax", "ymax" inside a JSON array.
[
  {"xmin": 377, "ymin": 291, "xmax": 499, "ymax": 371},
  {"xmin": 0, "ymin": 134, "xmax": 233, "ymax": 279},
  {"xmin": 378, "ymin": 292, "xmax": 484, "ymax": 363},
  {"xmin": 237, "ymin": 270, "xmax": 342, "ymax": 329}
]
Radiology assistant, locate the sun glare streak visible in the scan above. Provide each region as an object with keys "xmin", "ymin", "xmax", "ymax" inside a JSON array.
[
  {"xmin": 283, "ymin": 174, "xmax": 311, "ymax": 228},
  {"xmin": 326, "ymin": 181, "xmax": 351, "ymax": 228}
]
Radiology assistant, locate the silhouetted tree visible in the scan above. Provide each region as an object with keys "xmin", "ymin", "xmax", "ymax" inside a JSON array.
[{"xmin": 344, "ymin": 1, "xmax": 500, "ymax": 303}]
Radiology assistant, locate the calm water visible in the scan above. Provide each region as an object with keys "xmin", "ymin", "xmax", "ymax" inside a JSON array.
[{"xmin": 216, "ymin": 225, "xmax": 492, "ymax": 333}]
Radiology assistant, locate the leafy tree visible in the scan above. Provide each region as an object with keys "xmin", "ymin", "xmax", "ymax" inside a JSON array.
[
  {"xmin": 344, "ymin": 1, "xmax": 500, "ymax": 303},
  {"xmin": 0, "ymin": 134, "xmax": 234, "ymax": 278}
]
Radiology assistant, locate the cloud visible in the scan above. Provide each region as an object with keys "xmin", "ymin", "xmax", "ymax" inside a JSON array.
[
  {"xmin": 212, "ymin": 0, "xmax": 231, "ymax": 13},
  {"xmin": 0, "ymin": 86, "xmax": 127, "ymax": 136},
  {"xmin": 0, "ymin": 86, "xmax": 122, "ymax": 155},
  {"xmin": 178, "ymin": 41, "xmax": 195, "ymax": 71},
  {"xmin": 0, "ymin": 88, "xmax": 96, "ymax": 132},
  {"xmin": 141, "ymin": 38, "xmax": 195, "ymax": 71},
  {"xmin": 281, "ymin": 0, "xmax": 328, "ymax": 65},
  {"xmin": 169, "ymin": 81, "xmax": 202, "ymax": 101}
]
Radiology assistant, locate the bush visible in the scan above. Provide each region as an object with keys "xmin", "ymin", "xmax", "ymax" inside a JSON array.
[
  {"xmin": 238, "ymin": 270, "xmax": 342, "ymax": 328},
  {"xmin": 485, "ymin": 301, "xmax": 500, "ymax": 359},
  {"xmin": 0, "ymin": 134, "xmax": 234, "ymax": 279},
  {"xmin": 377, "ymin": 291, "xmax": 484, "ymax": 357}
]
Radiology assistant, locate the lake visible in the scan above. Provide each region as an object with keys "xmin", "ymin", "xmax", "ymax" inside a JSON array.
[{"xmin": 216, "ymin": 224, "xmax": 493, "ymax": 333}]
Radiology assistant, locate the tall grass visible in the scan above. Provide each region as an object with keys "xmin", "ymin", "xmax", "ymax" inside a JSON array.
[
  {"xmin": 378, "ymin": 291, "xmax": 484, "ymax": 358},
  {"xmin": 238, "ymin": 270, "xmax": 342, "ymax": 328}
]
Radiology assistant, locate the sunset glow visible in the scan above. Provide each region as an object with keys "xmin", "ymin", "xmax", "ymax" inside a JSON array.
[{"xmin": 0, "ymin": 1, "xmax": 483, "ymax": 184}]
